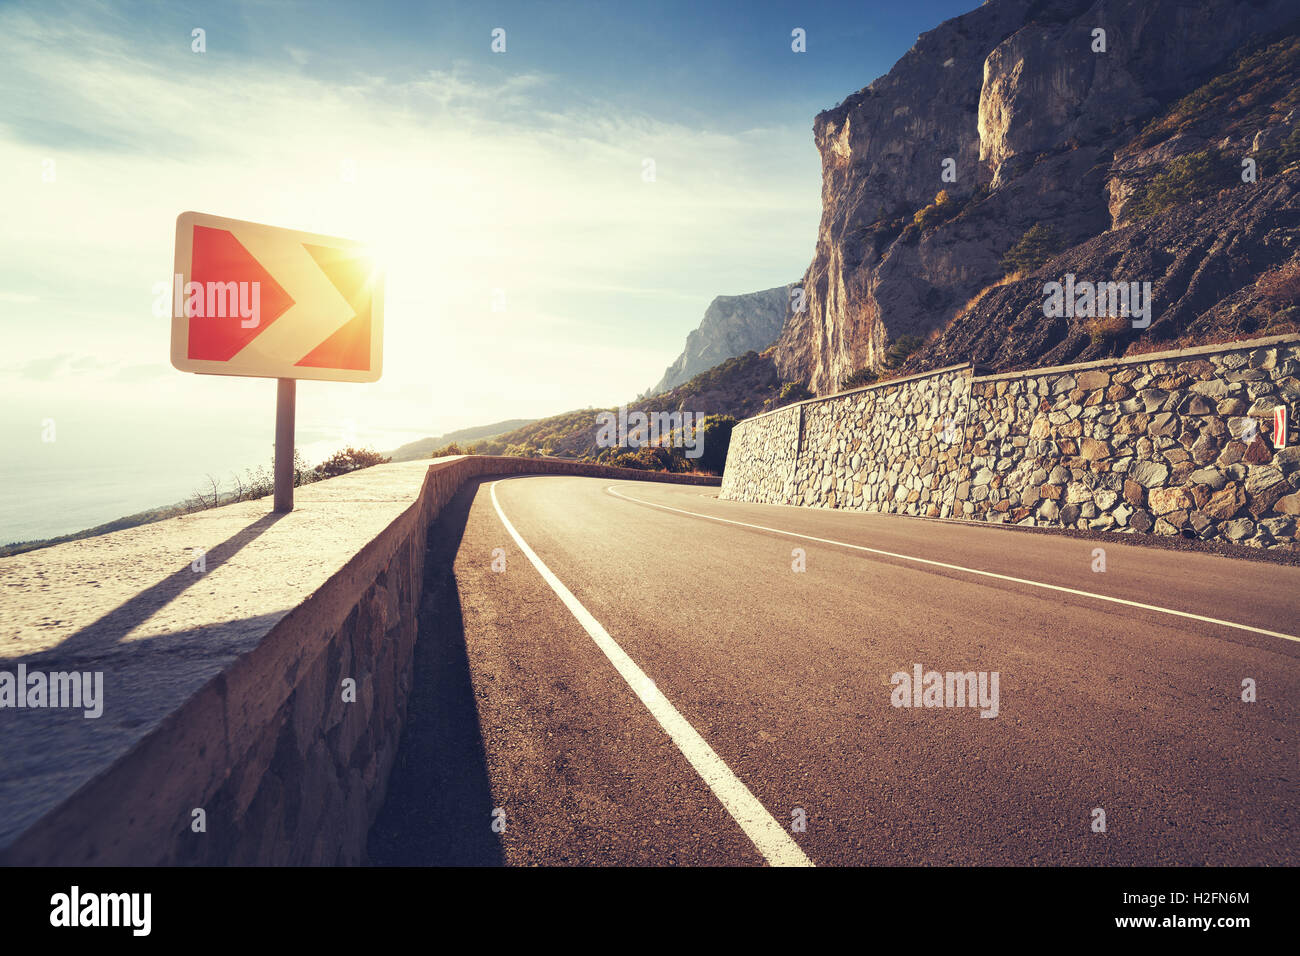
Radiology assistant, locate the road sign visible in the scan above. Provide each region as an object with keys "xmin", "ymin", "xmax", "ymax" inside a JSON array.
[
  {"xmin": 169, "ymin": 212, "xmax": 385, "ymax": 512},
  {"xmin": 1275, "ymin": 406, "xmax": 1288, "ymax": 449},
  {"xmin": 170, "ymin": 211, "xmax": 384, "ymax": 382}
]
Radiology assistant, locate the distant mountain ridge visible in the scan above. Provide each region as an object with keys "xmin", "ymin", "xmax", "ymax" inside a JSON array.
[
  {"xmin": 387, "ymin": 419, "xmax": 536, "ymax": 462},
  {"xmin": 477, "ymin": 349, "xmax": 788, "ymax": 461},
  {"xmin": 650, "ymin": 284, "xmax": 793, "ymax": 395}
]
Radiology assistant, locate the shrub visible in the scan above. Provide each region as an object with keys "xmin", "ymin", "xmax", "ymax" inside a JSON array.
[
  {"xmin": 607, "ymin": 452, "xmax": 647, "ymax": 470},
  {"xmin": 694, "ymin": 415, "xmax": 736, "ymax": 475},
  {"xmin": 1261, "ymin": 304, "xmax": 1300, "ymax": 333},
  {"xmin": 189, "ymin": 443, "xmax": 390, "ymax": 512},
  {"xmin": 910, "ymin": 190, "xmax": 958, "ymax": 233},
  {"xmin": 237, "ymin": 465, "xmax": 273, "ymax": 501},
  {"xmin": 1000, "ymin": 223, "xmax": 1065, "ymax": 276},
  {"xmin": 884, "ymin": 334, "xmax": 923, "ymax": 369},
  {"xmin": 316, "ymin": 446, "xmax": 392, "ymax": 478},
  {"xmin": 1256, "ymin": 260, "xmax": 1300, "ymax": 307},
  {"xmin": 609, "ymin": 445, "xmax": 684, "ymax": 472},
  {"xmin": 292, "ymin": 449, "xmax": 314, "ymax": 487},
  {"xmin": 867, "ymin": 216, "xmax": 906, "ymax": 246},
  {"xmin": 1085, "ymin": 313, "xmax": 1128, "ymax": 345},
  {"xmin": 777, "ymin": 381, "xmax": 813, "ymax": 404},
  {"xmin": 430, "ymin": 442, "xmax": 464, "ymax": 457},
  {"xmin": 1257, "ymin": 125, "xmax": 1300, "ymax": 176},
  {"xmin": 840, "ymin": 366, "xmax": 878, "ymax": 390},
  {"xmin": 610, "ymin": 445, "xmax": 697, "ymax": 473},
  {"xmin": 1126, "ymin": 150, "xmax": 1237, "ymax": 220}
]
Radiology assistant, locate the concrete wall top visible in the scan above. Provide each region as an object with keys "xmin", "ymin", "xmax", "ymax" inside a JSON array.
[{"xmin": 0, "ymin": 460, "xmax": 439, "ymax": 849}]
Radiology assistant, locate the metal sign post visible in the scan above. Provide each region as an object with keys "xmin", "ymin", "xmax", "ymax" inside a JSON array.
[{"xmin": 274, "ymin": 378, "xmax": 296, "ymax": 512}]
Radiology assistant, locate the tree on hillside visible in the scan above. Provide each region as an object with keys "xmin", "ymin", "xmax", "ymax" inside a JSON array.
[
  {"xmin": 777, "ymin": 381, "xmax": 812, "ymax": 405},
  {"xmin": 695, "ymin": 415, "xmax": 737, "ymax": 475},
  {"xmin": 1000, "ymin": 223, "xmax": 1065, "ymax": 276},
  {"xmin": 317, "ymin": 446, "xmax": 392, "ymax": 478},
  {"xmin": 883, "ymin": 334, "xmax": 923, "ymax": 369},
  {"xmin": 841, "ymin": 367, "xmax": 878, "ymax": 390}
]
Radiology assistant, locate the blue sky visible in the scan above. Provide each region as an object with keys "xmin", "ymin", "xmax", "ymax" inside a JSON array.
[
  {"xmin": 0, "ymin": 0, "xmax": 978, "ymax": 537},
  {"xmin": 69, "ymin": 0, "xmax": 976, "ymax": 131}
]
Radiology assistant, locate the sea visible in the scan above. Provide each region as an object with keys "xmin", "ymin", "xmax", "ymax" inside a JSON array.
[{"xmin": 0, "ymin": 413, "xmax": 431, "ymax": 545}]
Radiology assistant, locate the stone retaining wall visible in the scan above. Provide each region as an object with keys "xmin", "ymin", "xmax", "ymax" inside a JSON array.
[
  {"xmin": 0, "ymin": 457, "xmax": 718, "ymax": 866},
  {"xmin": 724, "ymin": 364, "xmax": 973, "ymax": 517},
  {"xmin": 721, "ymin": 335, "xmax": 1300, "ymax": 550}
]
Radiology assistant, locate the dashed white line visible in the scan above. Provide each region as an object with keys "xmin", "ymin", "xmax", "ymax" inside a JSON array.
[
  {"xmin": 606, "ymin": 485, "xmax": 1299, "ymax": 644},
  {"xmin": 489, "ymin": 479, "xmax": 813, "ymax": 867}
]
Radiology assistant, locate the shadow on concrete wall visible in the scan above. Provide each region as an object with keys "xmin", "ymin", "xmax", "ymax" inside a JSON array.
[
  {"xmin": 367, "ymin": 479, "xmax": 502, "ymax": 866},
  {"xmin": 21, "ymin": 511, "xmax": 288, "ymax": 663}
]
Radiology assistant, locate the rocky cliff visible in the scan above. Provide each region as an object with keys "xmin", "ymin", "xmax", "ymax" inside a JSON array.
[
  {"xmin": 650, "ymin": 284, "xmax": 792, "ymax": 395},
  {"xmin": 774, "ymin": 0, "xmax": 1300, "ymax": 394}
]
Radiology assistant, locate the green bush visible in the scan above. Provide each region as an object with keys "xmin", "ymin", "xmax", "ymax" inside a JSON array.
[
  {"xmin": 430, "ymin": 442, "xmax": 464, "ymax": 457},
  {"xmin": 840, "ymin": 367, "xmax": 879, "ymax": 390},
  {"xmin": 900, "ymin": 191, "xmax": 950, "ymax": 243},
  {"xmin": 1127, "ymin": 150, "xmax": 1237, "ymax": 220},
  {"xmin": 1086, "ymin": 313, "xmax": 1128, "ymax": 346},
  {"xmin": 1000, "ymin": 223, "xmax": 1065, "ymax": 276},
  {"xmin": 1257, "ymin": 125, "xmax": 1300, "ymax": 176},
  {"xmin": 884, "ymin": 334, "xmax": 923, "ymax": 369},
  {"xmin": 777, "ymin": 381, "xmax": 813, "ymax": 405},
  {"xmin": 911, "ymin": 190, "xmax": 956, "ymax": 231},
  {"xmin": 190, "ymin": 444, "xmax": 390, "ymax": 511},
  {"xmin": 694, "ymin": 415, "xmax": 736, "ymax": 475},
  {"xmin": 316, "ymin": 446, "xmax": 392, "ymax": 478},
  {"xmin": 609, "ymin": 445, "xmax": 685, "ymax": 472}
]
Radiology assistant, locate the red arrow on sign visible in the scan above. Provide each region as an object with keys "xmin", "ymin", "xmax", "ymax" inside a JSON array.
[{"xmin": 189, "ymin": 226, "xmax": 295, "ymax": 361}]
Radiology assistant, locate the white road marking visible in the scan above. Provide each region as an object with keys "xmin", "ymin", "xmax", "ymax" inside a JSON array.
[
  {"xmin": 607, "ymin": 485, "xmax": 1300, "ymax": 644},
  {"xmin": 490, "ymin": 479, "xmax": 813, "ymax": 867}
]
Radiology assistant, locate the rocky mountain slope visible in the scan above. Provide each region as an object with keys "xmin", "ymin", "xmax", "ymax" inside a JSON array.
[
  {"xmin": 773, "ymin": 0, "xmax": 1300, "ymax": 393},
  {"xmin": 650, "ymin": 284, "xmax": 793, "ymax": 395}
]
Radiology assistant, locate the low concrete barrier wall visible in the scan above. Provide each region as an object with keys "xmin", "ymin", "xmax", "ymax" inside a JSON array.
[{"xmin": 0, "ymin": 457, "xmax": 718, "ymax": 865}]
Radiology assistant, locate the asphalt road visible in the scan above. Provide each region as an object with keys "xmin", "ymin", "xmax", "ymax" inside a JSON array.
[{"xmin": 369, "ymin": 475, "xmax": 1300, "ymax": 866}]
